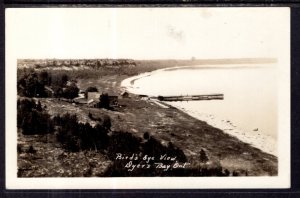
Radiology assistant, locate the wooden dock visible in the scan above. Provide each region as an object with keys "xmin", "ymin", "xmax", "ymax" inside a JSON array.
[{"xmin": 155, "ymin": 94, "xmax": 224, "ymax": 101}]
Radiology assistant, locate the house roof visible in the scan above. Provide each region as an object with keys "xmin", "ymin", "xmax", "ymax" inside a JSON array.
[{"xmin": 121, "ymin": 91, "xmax": 129, "ymax": 95}]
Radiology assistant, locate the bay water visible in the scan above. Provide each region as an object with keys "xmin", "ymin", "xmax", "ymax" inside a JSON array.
[{"xmin": 121, "ymin": 64, "xmax": 278, "ymax": 155}]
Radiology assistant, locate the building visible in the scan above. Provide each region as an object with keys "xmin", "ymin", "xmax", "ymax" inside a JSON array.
[
  {"xmin": 87, "ymin": 92, "xmax": 119, "ymax": 107},
  {"xmin": 87, "ymin": 92, "xmax": 101, "ymax": 102},
  {"xmin": 121, "ymin": 91, "xmax": 130, "ymax": 98}
]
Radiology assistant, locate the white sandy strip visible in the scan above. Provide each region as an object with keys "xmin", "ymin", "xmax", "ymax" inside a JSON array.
[
  {"xmin": 120, "ymin": 66, "xmax": 182, "ymax": 94},
  {"xmin": 120, "ymin": 72, "xmax": 151, "ymax": 93},
  {"xmin": 166, "ymin": 102, "xmax": 277, "ymax": 156}
]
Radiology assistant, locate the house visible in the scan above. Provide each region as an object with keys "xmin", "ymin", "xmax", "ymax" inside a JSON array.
[
  {"xmin": 87, "ymin": 92, "xmax": 101, "ymax": 102},
  {"xmin": 87, "ymin": 92, "xmax": 119, "ymax": 107},
  {"xmin": 121, "ymin": 91, "xmax": 130, "ymax": 98}
]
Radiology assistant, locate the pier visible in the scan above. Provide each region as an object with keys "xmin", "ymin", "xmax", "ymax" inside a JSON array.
[{"xmin": 155, "ymin": 94, "xmax": 224, "ymax": 101}]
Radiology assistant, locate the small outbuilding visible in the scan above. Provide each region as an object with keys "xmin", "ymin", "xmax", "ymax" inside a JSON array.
[
  {"xmin": 87, "ymin": 92, "xmax": 101, "ymax": 102},
  {"xmin": 121, "ymin": 91, "xmax": 130, "ymax": 98}
]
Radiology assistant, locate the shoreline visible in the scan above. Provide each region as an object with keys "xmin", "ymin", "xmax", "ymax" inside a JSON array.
[
  {"xmin": 164, "ymin": 102, "xmax": 277, "ymax": 156},
  {"xmin": 120, "ymin": 65, "xmax": 277, "ymax": 157}
]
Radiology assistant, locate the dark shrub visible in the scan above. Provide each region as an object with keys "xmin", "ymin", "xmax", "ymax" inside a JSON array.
[
  {"xmin": 107, "ymin": 131, "xmax": 142, "ymax": 159},
  {"xmin": 17, "ymin": 71, "xmax": 47, "ymax": 97},
  {"xmin": 99, "ymin": 93, "xmax": 110, "ymax": 109},
  {"xmin": 17, "ymin": 99, "xmax": 53, "ymax": 135},
  {"xmin": 199, "ymin": 149, "xmax": 209, "ymax": 163},
  {"xmin": 157, "ymin": 96, "xmax": 164, "ymax": 101},
  {"xmin": 88, "ymin": 112, "xmax": 93, "ymax": 119},
  {"xmin": 142, "ymin": 137, "xmax": 187, "ymax": 162},
  {"xmin": 17, "ymin": 145, "xmax": 22, "ymax": 153},
  {"xmin": 61, "ymin": 74, "xmax": 69, "ymax": 86},
  {"xmin": 52, "ymin": 86, "xmax": 64, "ymax": 98},
  {"xmin": 27, "ymin": 145, "xmax": 36, "ymax": 154},
  {"xmin": 143, "ymin": 132, "xmax": 150, "ymax": 140},
  {"xmin": 38, "ymin": 71, "xmax": 51, "ymax": 86},
  {"xmin": 102, "ymin": 115, "xmax": 111, "ymax": 131},
  {"xmin": 21, "ymin": 110, "xmax": 53, "ymax": 135},
  {"xmin": 55, "ymin": 114, "xmax": 109, "ymax": 152},
  {"xmin": 63, "ymin": 84, "xmax": 79, "ymax": 99}
]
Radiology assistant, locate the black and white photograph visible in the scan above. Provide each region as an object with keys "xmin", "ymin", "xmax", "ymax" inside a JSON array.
[{"xmin": 5, "ymin": 7, "xmax": 290, "ymax": 189}]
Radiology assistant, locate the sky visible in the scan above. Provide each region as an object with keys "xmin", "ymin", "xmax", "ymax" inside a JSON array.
[{"xmin": 6, "ymin": 8, "xmax": 289, "ymax": 60}]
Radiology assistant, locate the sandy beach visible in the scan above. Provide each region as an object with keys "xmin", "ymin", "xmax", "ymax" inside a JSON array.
[{"xmin": 166, "ymin": 102, "xmax": 277, "ymax": 156}]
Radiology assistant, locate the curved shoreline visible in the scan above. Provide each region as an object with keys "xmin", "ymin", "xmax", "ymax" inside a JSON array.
[
  {"xmin": 120, "ymin": 65, "xmax": 277, "ymax": 156},
  {"xmin": 164, "ymin": 102, "xmax": 277, "ymax": 156}
]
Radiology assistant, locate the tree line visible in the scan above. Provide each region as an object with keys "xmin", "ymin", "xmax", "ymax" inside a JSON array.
[
  {"xmin": 17, "ymin": 69, "xmax": 79, "ymax": 99},
  {"xmin": 17, "ymin": 99, "xmax": 53, "ymax": 135}
]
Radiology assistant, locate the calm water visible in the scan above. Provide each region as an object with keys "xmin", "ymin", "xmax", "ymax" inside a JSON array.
[{"xmin": 123, "ymin": 65, "xmax": 278, "ymax": 154}]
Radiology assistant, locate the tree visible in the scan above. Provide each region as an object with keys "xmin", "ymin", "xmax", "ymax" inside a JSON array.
[
  {"xmin": 63, "ymin": 84, "xmax": 79, "ymax": 99},
  {"xmin": 28, "ymin": 145, "xmax": 36, "ymax": 154},
  {"xmin": 53, "ymin": 86, "xmax": 64, "ymax": 98},
  {"xmin": 107, "ymin": 131, "xmax": 141, "ymax": 158},
  {"xmin": 199, "ymin": 149, "xmax": 209, "ymax": 163},
  {"xmin": 18, "ymin": 71, "xmax": 47, "ymax": 97},
  {"xmin": 143, "ymin": 132, "xmax": 150, "ymax": 140},
  {"xmin": 102, "ymin": 115, "xmax": 111, "ymax": 131},
  {"xmin": 55, "ymin": 113, "xmax": 110, "ymax": 152},
  {"xmin": 157, "ymin": 96, "xmax": 164, "ymax": 101},
  {"xmin": 36, "ymin": 101, "xmax": 43, "ymax": 111},
  {"xmin": 38, "ymin": 71, "xmax": 50, "ymax": 86},
  {"xmin": 61, "ymin": 74, "xmax": 69, "ymax": 86},
  {"xmin": 20, "ymin": 108, "xmax": 53, "ymax": 135},
  {"xmin": 18, "ymin": 70, "xmax": 52, "ymax": 97},
  {"xmin": 99, "ymin": 93, "xmax": 110, "ymax": 109}
]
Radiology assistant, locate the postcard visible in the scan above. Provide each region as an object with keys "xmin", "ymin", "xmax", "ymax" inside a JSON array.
[{"xmin": 5, "ymin": 7, "xmax": 290, "ymax": 189}]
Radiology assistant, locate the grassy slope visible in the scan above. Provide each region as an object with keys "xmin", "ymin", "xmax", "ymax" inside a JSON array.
[{"xmin": 18, "ymin": 132, "xmax": 111, "ymax": 177}]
